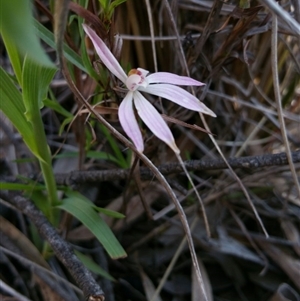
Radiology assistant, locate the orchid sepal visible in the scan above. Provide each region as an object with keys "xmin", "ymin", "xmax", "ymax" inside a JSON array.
[
  {"xmin": 118, "ymin": 91, "xmax": 144, "ymax": 153},
  {"xmin": 133, "ymin": 91, "xmax": 180, "ymax": 154},
  {"xmin": 83, "ymin": 24, "xmax": 127, "ymax": 83}
]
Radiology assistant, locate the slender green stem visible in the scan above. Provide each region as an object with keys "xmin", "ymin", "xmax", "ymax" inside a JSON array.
[{"xmin": 32, "ymin": 108, "xmax": 58, "ymax": 223}]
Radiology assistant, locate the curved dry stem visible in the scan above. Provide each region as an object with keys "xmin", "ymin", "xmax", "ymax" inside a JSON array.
[{"xmin": 61, "ymin": 58, "xmax": 208, "ymax": 301}]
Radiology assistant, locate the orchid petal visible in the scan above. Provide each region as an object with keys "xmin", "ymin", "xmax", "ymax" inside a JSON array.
[
  {"xmin": 133, "ymin": 91, "xmax": 180, "ymax": 154},
  {"xmin": 118, "ymin": 92, "xmax": 144, "ymax": 152},
  {"xmin": 140, "ymin": 84, "xmax": 216, "ymax": 117},
  {"xmin": 83, "ymin": 24, "xmax": 127, "ymax": 84},
  {"xmin": 147, "ymin": 72, "xmax": 205, "ymax": 86}
]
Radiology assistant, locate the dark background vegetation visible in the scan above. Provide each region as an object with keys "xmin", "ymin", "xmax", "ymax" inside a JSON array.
[{"xmin": 1, "ymin": 0, "xmax": 300, "ymax": 300}]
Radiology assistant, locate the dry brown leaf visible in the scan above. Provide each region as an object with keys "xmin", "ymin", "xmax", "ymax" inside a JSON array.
[
  {"xmin": 0, "ymin": 216, "xmax": 49, "ymax": 269},
  {"xmin": 192, "ymin": 256, "xmax": 213, "ymax": 301},
  {"xmin": 103, "ymin": 183, "xmax": 165, "ymax": 231},
  {"xmin": 34, "ymin": 275, "xmax": 67, "ymax": 301},
  {"xmin": 281, "ymin": 220, "xmax": 300, "ymax": 257},
  {"xmin": 258, "ymin": 240, "xmax": 300, "ymax": 290},
  {"xmin": 161, "ymin": 114, "xmax": 213, "ymax": 135},
  {"xmin": 79, "ymin": 106, "xmax": 118, "ymax": 115},
  {"xmin": 139, "ymin": 268, "xmax": 163, "ymax": 301},
  {"xmin": 269, "ymin": 283, "xmax": 300, "ymax": 301}
]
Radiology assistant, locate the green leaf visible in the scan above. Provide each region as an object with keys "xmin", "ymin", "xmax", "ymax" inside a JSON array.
[
  {"xmin": 43, "ymin": 98, "xmax": 73, "ymax": 118},
  {"xmin": 28, "ymin": 190, "xmax": 51, "ymax": 217},
  {"xmin": 34, "ymin": 19, "xmax": 87, "ymax": 73},
  {"xmin": 22, "ymin": 56, "xmax": 57, "ymax": 122},
  {"xmin": 12, "ymin": 157, "xmax": 36, "ymax": 164},
  {"xmin": 75, "ymin": 250, "xmax": 116, "ymax": 281},
  {"xmin": 109, "ymin": 0, "xmax": 127, "ymax": 10},
  {"xmin": 0, "ymin": 182, "xmax": 45, "ymax": 191},
  {"xmin": 0, "ymin": 34, "xmax": 23, "ymax": 85},
  {"xmin": 57, "ymin": 197, "xmax": 127, "ymax": 259},
  {"xmin": 0, "ymin": 67, "xmax": 37, "ymax": 154},
  {"xmin": 99, "ymin": 124, "xmax": 128, "ymax": 168},
  {"xmin": 93, "ymin": 207, "xmax": 125, "ymax": 219},
  {"xmin": 108, "ymin": 0, "xmax": 127, "ymax": 18},
  {"xmin": 59, "ymin": 116, "xmax": 74, "ymax": 136},
  {"xmin": 20, "ymin": 55, "xmax": 56, "ymax": 165},
  {"xmin": 86, "ymin": 151, "xmax": 120, "ymax": 165},
  {"xmin": 98, "ymin": 0, "xmax": 110, "ymax": 12},
  {"xmin": 21, "ymin": 56, "xmax": 59, "ymax": 211},
  {"xmin": 76, "ymin": 16, "xmax": 100, "ymax": 80},
  {"xmin": 0, "ymin": 0, "xmax": 54, "ymax": 67}
]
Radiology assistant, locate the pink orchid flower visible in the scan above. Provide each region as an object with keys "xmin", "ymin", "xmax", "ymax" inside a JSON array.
[{"xmin": 83, "ymin": 24, "xmax": 216, "ymax": 154}]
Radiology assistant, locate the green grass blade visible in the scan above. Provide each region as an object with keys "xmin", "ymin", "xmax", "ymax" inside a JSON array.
[
  {"xmin": 75, "ymin": 250, "xmax": 116, "ymax": 281},
  {"xmin": 57, "ymin": 197, "xmax": 127, "ymax": 259},
  {"xmin": 93, "ymin": 207, "xmax": 125, "ymax": 219},
  {"xmin": 0, "ymin": 182, "xmax": 45, "ymax": 191},
  {"xmin": 22, "ymin": 56, "xmax": 57, "ymax": 122},
  {"xmin": 98, "ymin": 0, "xmax": 110, "ymax": 13},
  {"xmin": 0, "ymin": 32, "xmax": 23, "ymax": 85},
  {"xmin": 21, "ymin": 56, "xmax": 58, "ymax": 213},
  {"xmin": 34, "ymin": 19, "xmax": 87, "ymax": 72},
  {"xmin": 108, "ymin": 0, "xmax": 127, "ymax": 19},
  {"xmin": 21, "ymin": 55, "xmax": 56, "ymax": 162},
  {"xmin": 99, "ymin": 124, "xmax": 128, "ymax": 168},
  {"xmin": 43, "ymin": 98, "xmax": 73, "ymax": 119},
  {"xmin": 0, "ymin": 67, "xmax": 37, "ymax": 154}
]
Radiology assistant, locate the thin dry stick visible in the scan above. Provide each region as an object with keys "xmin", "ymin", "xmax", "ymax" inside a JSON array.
[
  {"xmin": 0, "ymin": 280, "xmax": 32, "ymax": 301},
  {"xmin": 0, "ymin": 193, "xmax": 104, "ymax": 300},
  {"xmin": 165, "ymin": 1, "xmax": 269, "ymax": 237},
  {"xmin": 56, "ymin": 151, "xmax": 300, "ymax": 184},
  {"xmin": 144, "ymin": 0, "xmax": 211, "ymax": 238},
  {"xmin": 158, "ymin": 2, "xmax": 212, "ymax": 299},
  {"xmin": 150, "ymin": 217, "xmax": 201, "ymax": 301},
  {"xmin": 235, "ymin": 117, "xmax": 267, "ymax": 157},
  {"xmin": 0, "ymin": 246, "xmax": 82, "ymax": 295},
  {"xmin": 229, "ymin": 209, "xmax": 269, "ymax": 274},
  {"xmin": 200, "ymin": 116, "xmax": 269, "ymax": 238},
  {"xmin": 119, "ymin": 34, "xmax": 201, "ymax": 41},
  {"xmin": 144, "ymin": 2, "xmax": 211, "ymax": 293},
  {"xmin": 271, "ymin": 11, "xmax": 300, "ymax": 199},
  {"xmin": 207, "ymin": 90, "xmax": 299, "ymax": 122},
  {"xmin": 144, "ymin": 0, "xmax": 158, "ymax": 72},
  {"xmin": 162, "ymin": 0, "xmax": 190, "ymax": 74},
  {"xmin": 260, "ymin": 0, "xmax": 300, "ymax": 35},
  {"xmin": 161, "ymin": 0, "xmax": 211, "ymax": 235}
]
